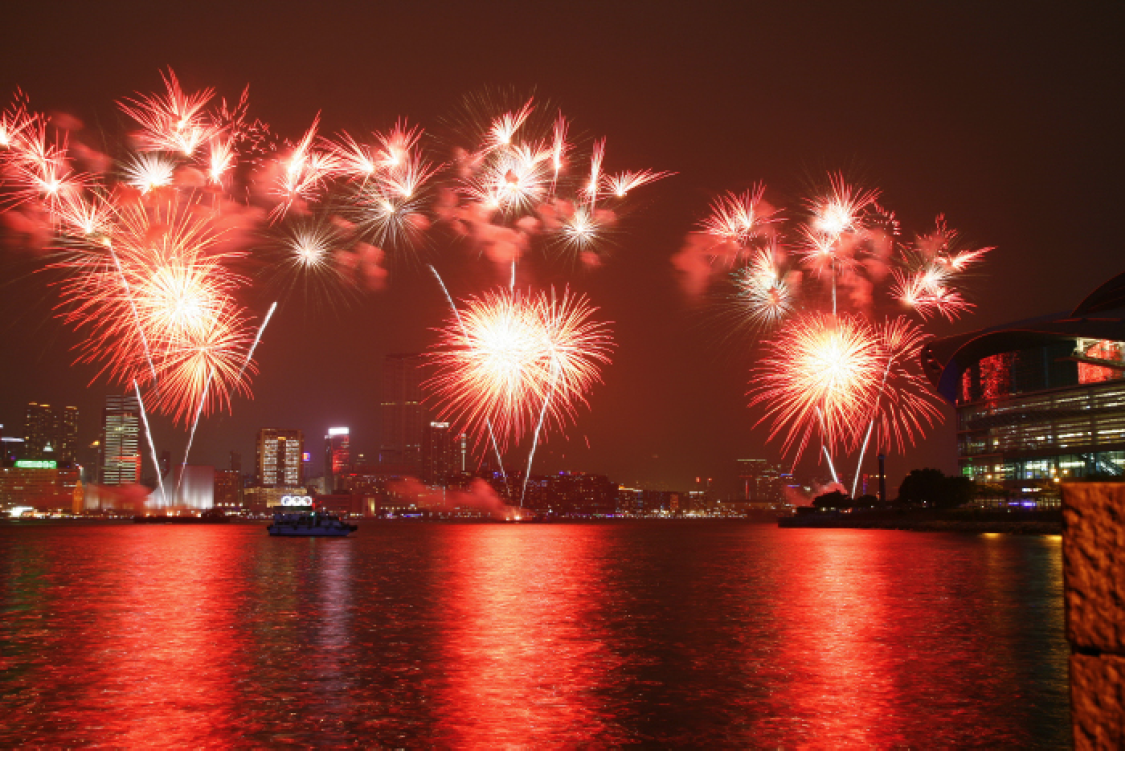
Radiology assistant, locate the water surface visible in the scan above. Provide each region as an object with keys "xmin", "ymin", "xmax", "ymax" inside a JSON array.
[{"xmin": 0, "ymin": 522, "xmax": 1069, "ymax": 750}]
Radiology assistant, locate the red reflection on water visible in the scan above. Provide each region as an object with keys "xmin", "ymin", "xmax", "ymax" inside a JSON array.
[
  {"xmin": 766, "ymin": 530, "xmax": 1030, "ymax": 750},
  {"xmin": 429, "ymin": 525, "xmax": 627, "ymax": 750},
  {"xmin": 11, "ymin": 526, "xmax": 248, "ymax": 749}
]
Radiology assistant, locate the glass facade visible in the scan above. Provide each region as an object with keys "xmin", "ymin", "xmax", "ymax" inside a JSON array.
[{"xmin": 956, "ymin": 338, "xmax": 1125, "ymax": 504}]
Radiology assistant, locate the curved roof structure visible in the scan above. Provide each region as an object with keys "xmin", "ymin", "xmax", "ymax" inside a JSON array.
[{"xmin": 921, "ymin": 271, "xmax": 1125, "ymax": 403}]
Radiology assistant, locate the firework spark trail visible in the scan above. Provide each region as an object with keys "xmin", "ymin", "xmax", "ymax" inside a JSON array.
[
  {"xmin": 427, "ymin": 265, "xmax": 508, "ymax": 483},
  {"xmin": 108, "ymin": 241, "xmax": 160, "ymax": 390},
  {"xmin": 237, "ymin": 301, "xmax": 278, "ymax": 382},
  {"xmin": 179, "ymin": 368, "xmax": 214, "ymax": 488},
  {"xmin": 520, "ymin": 287, "xmax": 613, "ymax": 506},
  {"xmin": 850, "ymin": 360, "xmax": 895, "ymax": 498},
  {"xmin": 849, "ymin": 320, "xmax": 942, "ymax": 496},
  {"xmin": 134, "ymin": 378, "xmax": 167, "ymax": 507},
  {"xmin": 519, "ymin": 360, "xmax": 560, "ymax": 509},
  {"xmin": 816, "ymin": 407, "xmax": 840, "ymax": 485}
]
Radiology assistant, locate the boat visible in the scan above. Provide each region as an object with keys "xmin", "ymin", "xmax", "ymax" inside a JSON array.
[{"xmin": 267, "ymin": 508, "xmax": 358, "ymax": 537}]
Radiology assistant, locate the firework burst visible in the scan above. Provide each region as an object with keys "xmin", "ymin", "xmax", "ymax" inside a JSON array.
[
  {"xmin": 424, "ymin": 286, "xmax": 613, "ymax": 452},
  {"xmin": 749, "ymin": 312, "xmax": 884, "ymax": 464}
]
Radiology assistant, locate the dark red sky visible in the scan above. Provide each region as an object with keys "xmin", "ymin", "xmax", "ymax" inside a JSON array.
[{"xmin": 0, "ymin": 2, "xmax": 1120, "ymax": 493}]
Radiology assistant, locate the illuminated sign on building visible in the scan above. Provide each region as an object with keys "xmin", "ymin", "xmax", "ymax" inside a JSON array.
[
  {"xmin": 302, "ymin": 452, "xmax": 311, "ymax": 462},
  {"xmin": 280, "ymin": 495, "xmax": 313, "ymax": 507},
  {"xmin": 15, "ymin": 460, "xmax": 56, "ymax": 469},
  {"xmin": 328, "ymin": 427, "xmax": 349, "ymax": 437}
]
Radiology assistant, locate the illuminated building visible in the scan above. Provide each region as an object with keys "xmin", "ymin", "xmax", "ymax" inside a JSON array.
[
  {"xmin": 545, "ymin": 472, "xmax": 618, "ymax": 515},
  {"xmin": 24, "ymin": 402, "xmax": 54, "ymax": 460},
  {"xmin": 422, "ymin": 421, "xmax": 458, "ymax": 485},
  {"xmin": 148, "ymin": 465, "xmax": 215, "ymax": 510},
  {"xmin": 256, "ymin": 428, "xmax": 304, "ymax": 487},
  {"xmin": 56, "ymin": 406, "xmax": 78, "ymax": 464},
  {"xmin": 244, "ymin": 485, "xmax": 308, "ymax": 512},
  {"xmin": 324, "ymin": 427, "xmax": 350, "ymax": 493},
  {"xmin": 101, "ymin": 394, "xmax": 140, "ymax": 486},
  {"xmin": 381, "ymin": 353, "xmax": 426, "ymax": 472},
  {"xmin": 22, "ymin": 403, "xmax": 79, "ymax": 464},
  {"xmin": 737, "ymin": 458, "xmax": 783, "ymax": 507},
  {"xmin": 1, "ymin": 433, "xmax": 25, "ymax": 465},
  {"xmin": 0, "ymin": 461, "xmax": 80, "ymax": 512},
  {"xmin": 214, "ymin": 468, "xmax": 243, "ymax": 509},
  {"xmin": 83, "ymin": 440, "xmax": 101, "ymax": 484},
  {"xmin": 923, "ymin": 272, "xmax": 1125, "ymax": 506},
  {"xmin": 616, "ymin": 485, "xmax": 684, "ymax": 515}
]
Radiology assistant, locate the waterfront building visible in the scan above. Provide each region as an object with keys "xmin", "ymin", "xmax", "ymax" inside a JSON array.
[
  {"xmin": 923, "ymin": 271, "xmax": 1125, "ymax": 506},
  {"xmin": 381, "ymin": 353, "xmax": 426, "ymax": 472},
  {"xmin": 101, "ymin": 394, "xmax": 140, "ymax": 486},
  {"xmin": 616, "ymin": 485, "xmax": 685, "ymax": 515},
  {"xmin": 0, "ymin": 461, "xmax": 81, "ymax": 512},
  {"xmin": 256, "ymin": 428, "xmax": 304, "ymax": 487},
  {"xmin": 244, "ymin": 485, "xmax": 308, "ymax": 512},
  {"xmin": 148, "ymin": 465, "xmax": 215, "ymax": 510},
  {"xmin": 543, "ymin": 472, "xmax": 618, "ymax": 515},
  {"xmin": 324, "ymin": 427, "xmax": 350, "ymax": 493},
  {"xmin": 214, "ymin": 468, "xmax": 243, "ymax": 509}
]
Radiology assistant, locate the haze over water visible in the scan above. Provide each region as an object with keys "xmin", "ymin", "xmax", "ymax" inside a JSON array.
[{"xmin": 0, "ymin": 522, "xmax": 1067, "ymax": 750}]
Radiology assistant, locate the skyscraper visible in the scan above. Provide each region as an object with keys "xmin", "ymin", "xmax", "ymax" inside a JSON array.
[
  {"xmin": 24, "ymin": 402, "xmax": 54, "ymax": 460},
  {"xmin": 381, "ymin": 353, "xmax": 427, "ymax": 471},
  {"xmin": 256, "ymin": 428, "xmax": 304, "ymax": 487},
  {"xmin": 102, "ymin": 394, "xmax": 141, "ymax": 486},
  {"xmin": 324, "ymin": 427, "xmax": 350, "ymax": 493},
  {"xmin": 23, "ymin": 403, "xmax": 79, "ymax": 464},
  {"xmin": 737, "ymin": 458, "xmax": 782, "ymax": 507},
  {"xmin": 422, "ymin": 421, "xmax": 457, "ymax": 485},
  {"xmin": 56, "ymin": 406, "xmax": 78, "ymax": 464}
]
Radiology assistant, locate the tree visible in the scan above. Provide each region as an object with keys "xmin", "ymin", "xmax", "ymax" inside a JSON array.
[
  {"xmin": 897, "ymin": 468, "xmax": 975, "ymax": 509},
  {"xmin": 812, "ymin": 490, "xmax": 851, "ymax": 511},
  {"xmin": 854, "ymin": 494, "xmax": 879, "ymax": 510},
  {"xmin": 941, "ymin": 476, "xmax": 976, "ymax": 509}
]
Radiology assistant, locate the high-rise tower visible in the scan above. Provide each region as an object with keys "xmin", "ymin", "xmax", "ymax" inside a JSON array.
[
  {"xmin": 56, "ymin": 406, "xmax": 78, "ymax": 464},
  {"xmin": 101, "ymin": 394, "xmax": 141, "ymax": 485},
  {"xmin": 422, "ymin": 421, "xmax": 457, "ymax": 485},
  {"xmin": 24, "ymin": 402, "xmax": 54, "ymax": 460},
  {"xmin": 324, "ymin": 427, "xmax": 350, "ymax": 493},
  {"xmin": 381, "ymin": 353, "xmax": 427, "ymax": 472},
  {"xmin": 23, "ymin": 403, "xmax": 79, "ymax": 464},
  {"xmin": 737, "ymin": 458, "xmax": 782, "ymax": 506},
  {"xmin": 256, "ymin": 428, "xmax": 304, "ymax": 487}
]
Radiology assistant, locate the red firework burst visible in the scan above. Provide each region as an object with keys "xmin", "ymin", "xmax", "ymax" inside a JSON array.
[{"xmin": 425, "ymin": 286, "xmax": 612, "ymax": 451}]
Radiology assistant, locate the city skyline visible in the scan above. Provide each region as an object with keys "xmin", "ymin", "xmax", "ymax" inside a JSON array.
[{"xmin": 0, "ymin": 390, "xmax": 817, "ymax": 494}]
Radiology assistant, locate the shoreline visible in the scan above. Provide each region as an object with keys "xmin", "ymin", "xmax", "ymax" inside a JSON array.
[{"xmin": 778, "ymin": 511, "xmax": 1061, "ymax": 535}]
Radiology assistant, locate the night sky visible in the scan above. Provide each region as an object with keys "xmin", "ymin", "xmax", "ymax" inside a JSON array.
[{"xmin": 0, "ymin": 2, "xmax": 1120, "ymax": 494}]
